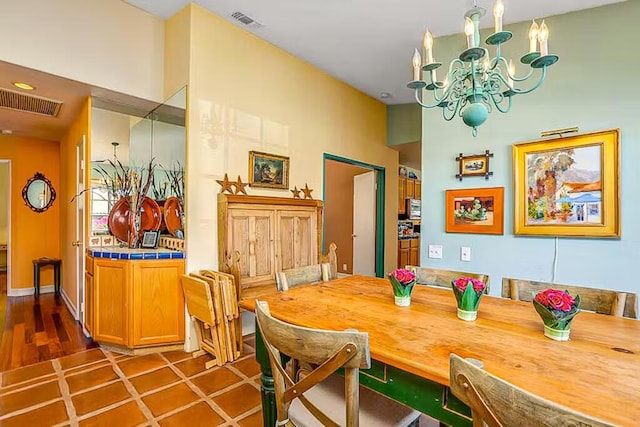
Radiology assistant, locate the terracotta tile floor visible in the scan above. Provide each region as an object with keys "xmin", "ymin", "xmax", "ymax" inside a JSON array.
[{"xmin": 0, "ymin": 335, "xmax": 263, "ymax": 427}]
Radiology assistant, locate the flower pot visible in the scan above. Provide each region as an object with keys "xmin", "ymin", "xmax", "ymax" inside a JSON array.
[
  {"xmin": 543, "ymin": 325, "xmax": 571, "ymax": 341},
  {"xmin": 394, "ymin": 295, "xmax": 411, "ymax": 307},
  {"xmin": 457, "ymin": 308, "xmax": 478, "ymax": 321}
]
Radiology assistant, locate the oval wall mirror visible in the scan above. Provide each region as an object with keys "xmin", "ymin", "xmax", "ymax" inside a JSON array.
[{"xmin": 22, "ymin": 172, "xmax": 56, "ymax": 213}]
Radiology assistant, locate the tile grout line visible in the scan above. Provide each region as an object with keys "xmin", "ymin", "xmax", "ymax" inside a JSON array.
[
  {"xmin": 104, "ymin": 350, "xmax": 161, "ymax": 427},
  {"xmin": 158, "ymin": 352, "xmax": 237, "ymax": 425},
  {"xmin": 53, "ymin": 358, "xmax": 79, "ymax": 426}
]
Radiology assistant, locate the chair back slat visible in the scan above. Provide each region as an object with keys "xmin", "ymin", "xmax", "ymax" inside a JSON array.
[
  {"xmin": 449, "ymin": 353, "xmax": 614, "ymax": 427},
  {"xmin": 277, "ymin": 263, "xmax": 332, "ymax": 291},
  {"xmin": 406, "ymin": 266, "xmax": 490, "ymax": 292},
  {"xmin": 501, "ymin": 278, "xmax": 638, "ymax": 319}
]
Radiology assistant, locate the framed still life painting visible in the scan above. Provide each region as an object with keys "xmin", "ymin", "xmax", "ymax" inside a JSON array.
[
  {"xmin": 248, "ymin": 151, "xmax": 289, "ymax": 189},
  {"xmin": 512, "ymin": 128, "xmax": 620, "ymax": 238},
  {"xmin": 445, "ymin": 187, "xmax": 504, "ymax": 235}
]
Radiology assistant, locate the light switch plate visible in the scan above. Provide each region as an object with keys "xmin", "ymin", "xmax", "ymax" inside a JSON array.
[
  {"xmin": 428, "ymin": 244, "xmax": 443, "ymax": 259},
  {"xmin": 461, "ymin": 246, "xmax": 471, "ymax": 262}
]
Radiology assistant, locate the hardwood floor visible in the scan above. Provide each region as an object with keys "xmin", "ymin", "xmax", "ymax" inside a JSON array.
[{"xmin": 0, "ymin": 292, "xmax": 96, "ymax": 372}]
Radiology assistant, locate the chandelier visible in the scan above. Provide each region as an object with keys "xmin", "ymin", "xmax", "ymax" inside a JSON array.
[{"xmin": 407, "ymin": 0, "xmax": 558, "ymax": 136}]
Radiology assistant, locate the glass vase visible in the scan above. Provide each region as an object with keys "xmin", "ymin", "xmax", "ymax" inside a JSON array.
[
  {"xmin": 394, "ymin": 295, "xmax": 411, "ymax": 307},
  {"xmin": 543, "ymin": 325, "xmax": 571, "ymax": 341},
  {"xmin": 457, "ymin": 308, "xmax": 478, "ymax": 321}
]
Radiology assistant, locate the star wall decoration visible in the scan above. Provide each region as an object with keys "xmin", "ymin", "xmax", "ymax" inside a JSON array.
[
  {"xmin": 234, "ymin": 176, "xmax": 248, "ymax": 195},
  {"xmin": 302, "ymin": 183, "xmax": 313, "ymax": 200},
  {"xmin": 216, "ymin": 173, "xmax": 234, "ymax": 194},
  {"xmin": 291, "ymin": 186, "xmax": 301, "ymax": 199}
]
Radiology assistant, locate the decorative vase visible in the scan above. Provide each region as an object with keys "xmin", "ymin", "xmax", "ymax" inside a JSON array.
[
  {"xmin": 543, "ymin": 325, "xmax": 571, "ymax": 341},
  {"xmin": 394, "ymin": 295, "xmax": 412, "ymax": 307},
  {"xmin": 456, "ymin": 308, "xmax": 478, "ymax": 321}
]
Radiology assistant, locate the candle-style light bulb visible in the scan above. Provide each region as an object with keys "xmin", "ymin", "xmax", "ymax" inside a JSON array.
[
  {"xmin": 507, "ymin": 59, "xmax": 515, "ymax": 88},
  {"xmin": 538, "ymin": 20, "xmax": 549, "ymax": 56},
  {"xmin": 412, "ymin": 48, "xmax": 422, "ymax": 81},
  {"xmin": 465, "ymin": 17, "xmax": 475, "ymax": 49},
  {"xmin": 423, "ymin": 29, "xmax": 434, "ymax": 64},
  {"xmin": 528, "ymin": 20, "xmax": 539, "ymax": 53},
  {"xmin": 493, "ymin": 0, "xmax": 504, "ymax": 33}
]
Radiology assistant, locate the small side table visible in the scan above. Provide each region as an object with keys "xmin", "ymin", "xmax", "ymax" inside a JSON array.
[{"xmin": 33, "ymin": 257, "xmax": 61, "ymax": 298}]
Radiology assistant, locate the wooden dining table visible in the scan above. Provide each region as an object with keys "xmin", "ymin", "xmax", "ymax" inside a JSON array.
[{"xmin": 239, "ymin": 275, "xmax": 640, "ymax": 426}]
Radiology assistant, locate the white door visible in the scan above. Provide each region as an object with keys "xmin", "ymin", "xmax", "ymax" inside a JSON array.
[
  {"xmin": 75, "ymin": 137, "xmax": 86, "ymax": 326},
  {"xmin": 0, "ymin": 160, "xmax": 10, "ymax": 293},
  {"xmin": 352, "ymin": 171, "xmax": 376, "ymax": 276}
]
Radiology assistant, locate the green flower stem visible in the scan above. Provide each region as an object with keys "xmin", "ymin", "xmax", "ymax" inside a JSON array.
[{"xmin": 389, "ymin": 277, "xmax": 416, "ymax": 298}]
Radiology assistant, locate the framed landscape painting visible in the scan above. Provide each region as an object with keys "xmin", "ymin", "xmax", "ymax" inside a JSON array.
[
  {"xmin": 248, "ymin": 151, "xmax": 289, "ymax": 189},
  {"xmin": 512, "ymin": 128, "xmax": 620, "ymax": 238},
  {"xmin": 445, "ymin": 187, "xmax": 504, "ymax": 235}
]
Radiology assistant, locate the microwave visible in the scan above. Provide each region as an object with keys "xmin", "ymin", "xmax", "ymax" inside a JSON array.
[{"xmin": 406, "ymin": 199, "xmax": 421, "ymax": 219}]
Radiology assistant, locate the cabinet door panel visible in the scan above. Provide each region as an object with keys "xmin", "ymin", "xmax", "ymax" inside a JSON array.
[
  {"xmin": 228, "ymin": 209, "xmax": 275, "ymax": 285},
  {"xmin": 398, "ymin": 178, "xmax": 406, "ymax": 214},
  {"xmin": 131, "ymin": 260, "xmax": 185, "ymax": 346},
  {"xmin": 278, "ymin": 210, "xmax": 317, "ymax": 270},
  {"xmin": 93, "ymin": 259, "xmax": 129, "ymax": 345},
  {"xmin": 84, "ymin": 272, "xmax": 94, "ymax": 336}
]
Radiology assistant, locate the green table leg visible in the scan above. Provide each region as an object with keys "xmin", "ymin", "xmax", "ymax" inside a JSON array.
[{"xmin": 255, "ymin": 321, "xmax": 277, "ymax": 426}]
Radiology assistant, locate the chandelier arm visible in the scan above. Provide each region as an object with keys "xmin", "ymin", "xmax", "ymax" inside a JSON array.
[
  {"xmin": 442, "ymin": 100, "xmax": 460, "ymax": 121},
  {"xmin": 490, "ymin": 92, "xmax": 512, "ymax": 113},
  {"xmin": 414, "ymin": 89, "xmax": 448, "ymax": 109},
  {"xmin": 509, "ymin": 67, "xmax": 548, "ymax": 95}
]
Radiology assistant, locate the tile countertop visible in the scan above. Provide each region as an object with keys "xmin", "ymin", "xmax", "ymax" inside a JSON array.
[
  {"xmin": 87, "ymin": 246, "xmax": 185, "ymax": 260},
  {"xmin": 398, "ymin": 234, "xmax": 420, "ymax": 240}
]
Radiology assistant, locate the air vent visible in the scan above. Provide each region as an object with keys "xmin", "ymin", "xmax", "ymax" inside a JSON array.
[
  {"xmin": 230, "ymin": 11, "xmax": 263, "ymax": 29},
  {"xmin": 0, "ymin": 87, "xmax": 62, "ymax": 117}
]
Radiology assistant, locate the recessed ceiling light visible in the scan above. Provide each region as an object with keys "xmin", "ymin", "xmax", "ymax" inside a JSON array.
[
  {"xmin": 12, "ymin": 82, "xmax": 35, "ymax": 91},
  {"xmin": 380, "ymin": 92, "xmax": 392, "ymax": 99}
]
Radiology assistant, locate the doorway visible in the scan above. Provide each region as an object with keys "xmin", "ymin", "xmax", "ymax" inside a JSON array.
[
  {"xmin": 0, "ymin": 160, "xmax": 10, "ymax": 332},
  {"xmin": 323, "ymin": 154, "xmax": 385, "ymax": 278}
]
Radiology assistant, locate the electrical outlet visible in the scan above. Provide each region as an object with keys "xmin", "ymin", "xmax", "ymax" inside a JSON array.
[
  {"xmin": 342, "ymin": 263, "xmax": 348, "ymax": 271},
  {"xmin": 428, "ymin": 244, "xmax": 443, "ymax": 259},
  {"xmin": 461, "ymin": 246, "xmax": 471, "ymax": 262}
]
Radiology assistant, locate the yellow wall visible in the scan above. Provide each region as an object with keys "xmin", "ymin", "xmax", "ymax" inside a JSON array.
[
  {"xmin": 59, "ymin": 98, "xmax": 91, "ymax": 309},
  {"xmin": 0, "ymin": 136, "xmax": 60, "ymax": 291},
  {"xmin": 172, "ymin": 4, "xmax": 398, "ymax": 275}
]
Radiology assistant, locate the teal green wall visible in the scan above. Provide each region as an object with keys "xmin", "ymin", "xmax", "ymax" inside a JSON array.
[
  {"xmin": 420, "ymin": 1, "xmax": 640, "ymax": 294},
  {"xmin": 387, "ymin": 103, "xmax": 421, "ymax": 146}
]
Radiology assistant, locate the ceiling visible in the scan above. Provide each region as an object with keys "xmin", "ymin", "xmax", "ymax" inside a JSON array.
[
  {"xmin": 0, "ymin": 0, "xmax": 624, "ymax": 143},
  {"xmin": 126, "ymin": 0, "xmax": 625, "ymax": 104}
]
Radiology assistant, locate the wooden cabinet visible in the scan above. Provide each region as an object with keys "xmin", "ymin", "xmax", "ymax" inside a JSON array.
[
  {"xmin": 398, "ymin": 238, "xmax": 420, "ymax": 268},
  {"xmin": 219, "ymin": 194, "xmax": 323, "ymax": 299},
  {"xmin": 398, "ymin": 176, "xmax": 421, "ymax": 214},
  {"xmin": 87, "ymin": 256, "xmax": 185, "ymax": 351}
]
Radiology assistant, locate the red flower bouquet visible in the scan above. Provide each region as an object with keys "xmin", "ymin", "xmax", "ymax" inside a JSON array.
[
  {"xmin": 388, "ymin": 269, "xmax": 417, "ymax": 306},
  {"xmin": 451, "ymin": 277, "xmax": 487, "ymax": 321},
  {"xmin": 533, "ymin": 288, "xmax": 581, "ymax": 341}
]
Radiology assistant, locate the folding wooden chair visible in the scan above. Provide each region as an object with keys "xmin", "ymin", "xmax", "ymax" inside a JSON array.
[{"xmin": 180, "ymin": 274, "xmax": 226, "ymax": 368}]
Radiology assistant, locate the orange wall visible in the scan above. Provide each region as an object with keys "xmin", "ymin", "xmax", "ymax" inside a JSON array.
[
  {"xmin": 324, "ymin": 160, "xmax": 370, "ymax": 274},
  {"xmin": 0, "ymin": 136, "xmax": 60, "ymax": 291},
  {"xmin": 59, "ymin": 98, "xmax": 91, "ymax": 309}
]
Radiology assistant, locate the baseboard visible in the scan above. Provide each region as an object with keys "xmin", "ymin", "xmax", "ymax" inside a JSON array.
[
  {"xmin": 336, "ymin": 272, "xmax": 351, "ymax": 279},
  {"xmin": 60, "ymin": 288, "xmax": 78, "ymax": 321},
  {"xmin": 8, "ymin": 285, "xmax": 55, "ymax": 297}
]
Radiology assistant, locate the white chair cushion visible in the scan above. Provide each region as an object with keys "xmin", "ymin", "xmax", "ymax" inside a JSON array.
[{"xmin": 289, "ymin": 374, "xmax": 421, "ymax": 426}]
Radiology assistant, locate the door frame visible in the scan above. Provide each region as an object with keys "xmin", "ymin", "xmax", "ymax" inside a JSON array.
[
  {"xmin": 322, "ymin": 154, "xmax": 385, "ymax": 278},
  {"xmin": 0, "ymin": 160, "xmax": 11, "ymax": 292}
]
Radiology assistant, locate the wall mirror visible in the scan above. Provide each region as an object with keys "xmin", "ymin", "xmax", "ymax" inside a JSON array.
[
  {"xmin": 22, "ymin": 172, "xmax": 56, "ymax": 213},
  {"xmin": 90, "ymin": 87, "xmax": 186, "ymax": 241}
]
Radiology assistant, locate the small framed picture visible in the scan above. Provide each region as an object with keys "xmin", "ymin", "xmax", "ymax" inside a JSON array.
[
  {"xmin": 248, "ymin": 151, "xmax": 289, "ymax": 189},
  {"xmin": 455, "ymin": 150, "xmax": 494, "ymax": 181},
  {"xmin": 101, "ymin": 235, "xmax": 115, "ymax": 246},
  {"xmin": 140, "ymin": 230, "xmax": 161, "ymax": 249}
]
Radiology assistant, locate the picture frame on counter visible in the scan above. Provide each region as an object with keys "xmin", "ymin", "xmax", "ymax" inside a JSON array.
[{"xmin": 140, "ymin": 230, "xmax": 161, "ymax": 249}]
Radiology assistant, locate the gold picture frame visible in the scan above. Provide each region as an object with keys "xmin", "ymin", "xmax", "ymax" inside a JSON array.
[
  {"xmin": 455, "ymin": 150, "xmax": 494, "ymax": 181},
  {"xmin": 513, "ymin": 128, "xmax": 620, "ymax": 238},
  {"xmin": 248, "ymin": 151, "xmax": 290, "ymax": 189}
]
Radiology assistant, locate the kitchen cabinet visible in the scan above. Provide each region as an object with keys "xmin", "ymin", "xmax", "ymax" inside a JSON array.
[
  {"xmin": 218, "ymin": 194, "xmax": 323, "ymax": 300},
  {"xmin": 398, "ymin": 237, "xmax": 420, "ymax": 269},
  {"xmin": 86, "ymin": 254, "xmax": 185, "ymax": 352},
  {"xmin": 398, "ymin": 176, "xmax": 421, "ymax": 214}
]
